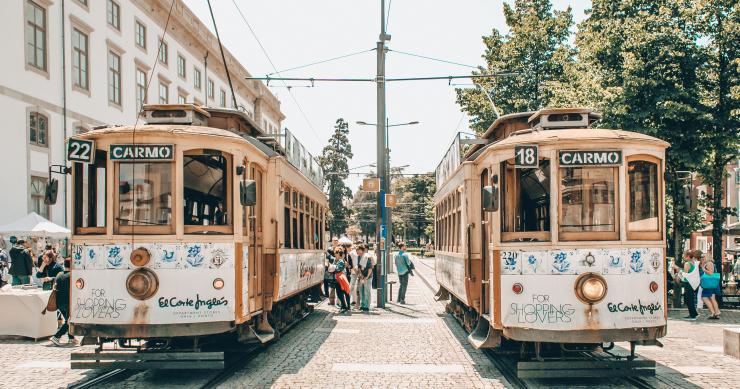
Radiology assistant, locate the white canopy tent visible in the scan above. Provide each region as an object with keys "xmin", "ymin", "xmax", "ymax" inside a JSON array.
[{"xmin": 0, "ymin": 212, "xmax": 70, "ymax": 239}]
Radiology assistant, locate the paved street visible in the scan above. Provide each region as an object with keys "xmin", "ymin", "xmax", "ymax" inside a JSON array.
[{"xmin": 3, "ymin": 255, "xmax": 740, "ymax": 388}]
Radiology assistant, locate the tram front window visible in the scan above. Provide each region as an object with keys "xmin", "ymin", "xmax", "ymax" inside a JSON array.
[
  {"xmin": 183, "ymin": 152, "xmax": 230, "ymax": 229},
  {"xmin": 74, "ymin": 150, "xmax": 106, "ymax": 234},
  {"xmin": 501, "ymin": 159, "xmax": 551, "ymax": 241},
  {"xmin": 116, "ymin": 162, "xmax": 173, "ymax": 232},
  {"xmin": 560, "ymin": 166, "xmax": 617, "ymax": 239},
  {"xmin": 628, "ymin": 160, "xmax": 659, "ymax": 232}
]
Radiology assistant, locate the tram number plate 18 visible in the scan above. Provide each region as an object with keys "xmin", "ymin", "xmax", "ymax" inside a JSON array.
[
  {"xmin": 67, "ymin": 138, "xmax": 95, "ymax": 164},
  {"xmin": 515, "ymin": 145, "xmax": 538, "ymax": 168}
]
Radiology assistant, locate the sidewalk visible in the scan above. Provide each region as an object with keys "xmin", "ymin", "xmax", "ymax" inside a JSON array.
[{"xmin": 220, "ymin": 264, "xmax": 510, "ymax": 388}]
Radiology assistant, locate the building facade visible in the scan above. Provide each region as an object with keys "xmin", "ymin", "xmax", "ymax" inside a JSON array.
[{"xmin": 1, "ymin": 0, "xmax": 284, "ymax": 227}]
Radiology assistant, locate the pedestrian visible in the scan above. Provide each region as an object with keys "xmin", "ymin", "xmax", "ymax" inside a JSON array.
[
  {"xmin": 348, "ymin": 242, "xmax": 362, "ymax": 308},
  {"xmin": 50, "ymin": 258, "xmax": 76, "ymax": 346},
  {"xmin": 332, "ymin": 247, "xmax": 351, "ymax": 313},
  {"xmin": 0, "ymin": 244, "xmax": 9, "ymax": 288},
  {"xmin": 700, "ymin": 257, "xmax": 721, "ymax": 319},
  {"xmin": 9, "ymin": 239, "xmax": 33, "ymax": 286},
  {"xmin": 36, "ymin": 248, "xmax": 62, "ymax": 290},
  {"xmin": 673, "ymin": 250, "xmax": 701, "ymax": 320},
  {"xmin": 324, "ymin": 249, "xmax": 336, "ymax": 305},
  {"xmin": 394, "ymin": 242, "xmax": 413, "ymax": 304},
  {"xmin": 357, "ymin": 244, "xmax": 374, "ymax": 312}
]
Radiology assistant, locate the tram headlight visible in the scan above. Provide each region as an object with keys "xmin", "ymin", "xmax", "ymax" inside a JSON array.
[
  {"xmin": 574, "ymin": 273, "xmax": 607, "ymax": 304},
  {"xmin": 213, "ymin": 278, "xmax": 224, "ymax": 290},
  {"xmin": 75, "ymin": 278, "xmax": 85, "ymax": 290},
  {"xmin": 126, "ymin": 268, "xmax": 159, "ymax": 301}
]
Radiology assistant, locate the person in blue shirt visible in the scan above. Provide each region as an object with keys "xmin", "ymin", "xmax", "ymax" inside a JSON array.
[{"xmin": 394, "ymin": 243, "xmax": 412, "ymax": 304}]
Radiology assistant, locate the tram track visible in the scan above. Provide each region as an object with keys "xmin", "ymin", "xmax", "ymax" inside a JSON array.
[{"xmin": 68, "ymin": 368, "xmax": 136, "ymax": 389}]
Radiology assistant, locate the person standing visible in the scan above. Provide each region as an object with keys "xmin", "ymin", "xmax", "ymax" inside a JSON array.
[
  {"xmin": 9, "ymin": 239, "xmax": 33, "ymax": 285},
  {"xmin": 394, "ymin": 243, "xmax": 413, "ymax": 304},
  {"xmin": 36, "ymin": 248, "xmax": 62, "ymax": 290},
  {"xmin": 348, "ymin": 242, "xmax": 361, "ymax": 308},
  {"xmin": 332, "ymin": 247, "xmax": 351, "ymax": 313},
  {"xmin": 0, "ymin": 245, "xmax": 9, "ymax": 288},
  {"xmin": 700, "ymin": 258, "xmax": 721, "ymax": 319},
  {"xmin": 50, "ymin": 258, "xmax": 75, "ymax": 346},
  {"xmin": 673, "ymin": 250, "xmax": 701, "ymax": 320},
  {"xmin": 357, "ymin": 244, "xmax": 374, "ymax": 312},
  {"xmin": 324, "ymin": 250, "xmax": 336, "ymax": 305}
]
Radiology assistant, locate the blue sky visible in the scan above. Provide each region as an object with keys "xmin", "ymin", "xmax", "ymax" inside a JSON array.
[{"xmin": 183, "ymin": 0, "xmax": 591, "ymax": 190}]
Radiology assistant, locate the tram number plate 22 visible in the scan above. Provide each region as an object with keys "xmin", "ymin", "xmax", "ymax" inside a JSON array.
[
  {"xmin": 515, "ymin": 145, "xmax": 538, "ymax": 168},
  {"xmin": 68, "ymin": 138, "xmax": 95, "ymax": 164}
]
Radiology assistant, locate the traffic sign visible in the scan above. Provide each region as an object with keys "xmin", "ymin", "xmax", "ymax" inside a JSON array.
[
  {"xmin": 363, "ymin": 177, "xmax": 380, "ymax": 192},
  {"xmin": 385, "ymin": 194, "xmax": 397, "ymax": 207},
  {"xmin": 67, "ymin": 138, "xmax": 95, "ymax": 164}
]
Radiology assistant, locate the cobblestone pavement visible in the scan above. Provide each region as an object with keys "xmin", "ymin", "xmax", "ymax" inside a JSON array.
[{"xmin": 0, "ymin": 338, "xmax": 98, "ymax": 389}]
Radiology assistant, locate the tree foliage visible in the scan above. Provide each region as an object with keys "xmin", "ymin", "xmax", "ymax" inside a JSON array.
[
  {"xmin": 317, "ymin": 119, "xmax": 353, "ymax": 238},
  {"xmin": 391, "ymin": 173, "xmax": 436, "ymax": 244},
  {"xmin": 456, "ymin": 0, "xmax": 574, "ymax": 134}
]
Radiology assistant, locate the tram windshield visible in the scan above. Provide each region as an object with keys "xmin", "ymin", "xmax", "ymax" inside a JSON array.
[
  {"xmin": 183, "ymin": 152, "xmax": 230, "ymax": 227},
  {"xmin": 501, "ymin": 159, "xmax": 551, "ymax": 241},
  {"xmin": 559, "ymin": 166, "xmax": 617, "ymax": 238},
  {"xmin": 116, "ymin": 162, "xmax": 173, "ymax": 230},
  {"xmin": 73, "ymin": 151, "xmax": 106, "ymax": 234},
  {"xmin": 628, "ymin": 160, "xmax": 659, "ymax": 231}
]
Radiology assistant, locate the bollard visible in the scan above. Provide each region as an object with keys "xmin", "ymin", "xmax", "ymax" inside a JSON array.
[{"xmin": 387, "ymin": 280, "xmax": 397, "ymax": 302}]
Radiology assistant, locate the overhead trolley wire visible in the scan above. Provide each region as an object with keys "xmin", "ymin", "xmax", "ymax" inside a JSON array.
[
  {"xmin": 266, "ymin": 48, "xmax": 376, "ymax": 76},
  {"xmin": 387, "ymin": 49, "xmax": 480, "ymax": 69},
  {"xmin": 231, "ymin": 0, "xmax": 323, "ymax": 145}
]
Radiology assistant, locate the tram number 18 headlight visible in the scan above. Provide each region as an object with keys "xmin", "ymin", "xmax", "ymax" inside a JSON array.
[{"xmin": 574, "ymin": 273, "xmax": 607, "ymax": 304}]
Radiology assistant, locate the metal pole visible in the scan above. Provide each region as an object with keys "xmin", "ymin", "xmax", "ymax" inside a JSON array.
[{"xmin": 376, "ymin": 0, "xmax": 388, "ymax": 308}]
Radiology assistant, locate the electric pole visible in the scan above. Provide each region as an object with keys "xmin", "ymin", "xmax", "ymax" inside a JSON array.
[{"xmin": 376, "ymin": 0, "xmax": 389, "ymax": 308}]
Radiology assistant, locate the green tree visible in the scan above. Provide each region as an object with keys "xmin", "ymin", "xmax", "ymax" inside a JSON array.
[
  {"xmin": 456, "ymin": 0, "xmax": 574, "ymax": 134},
  {"xmin": 693, "ymin": 0, "xmax": 740, "ymax": 272},
  {"xmin": 317, "ymin": 119, "xmax": 353, "ymax": 238},
  {"xmin": 391, "ymin": 173, "xmax": 436, "ymax": 244}
]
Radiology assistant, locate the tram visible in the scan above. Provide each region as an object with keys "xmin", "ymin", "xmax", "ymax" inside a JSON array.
[
  {"xmin": 47, "ymin": 104, "xmax": 328, "ymax": 369},
  {"xmin": 433, "ymin": 108, "xmax": 668, "ymax": 369}
]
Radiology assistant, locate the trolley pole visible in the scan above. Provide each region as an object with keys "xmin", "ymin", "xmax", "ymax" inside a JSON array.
[{"xmin": 376, "ymin": 0, "xmax": 389, "ymax": 308}]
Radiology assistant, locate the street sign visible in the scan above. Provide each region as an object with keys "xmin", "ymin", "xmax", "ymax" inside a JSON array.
[
  {"xmin": 110, "ymin": 144, "xmax": 174, "ymax": 161},
  {"xmin": 515, "ymin": 145, "xmax": 538, "ymax": 168},
  {"xmin": 385, "ymin": 194, "xmax": 397, "ymax": 207},
  {"xmin": 559, "ymin": 150, "xmax": 622, "ymax": 166},
  {"xmin": 67, "ymin": 138, "xmax": 95, "ymax": 164},
  {"xmin": 363, "ymin": 177, "xmax": 380, "ymax": 192}
]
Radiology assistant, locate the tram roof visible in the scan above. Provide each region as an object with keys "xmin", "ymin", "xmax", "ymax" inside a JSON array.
[{"xmin": 77, "ymin": 124, "xmax": 249, "ymax": 142}]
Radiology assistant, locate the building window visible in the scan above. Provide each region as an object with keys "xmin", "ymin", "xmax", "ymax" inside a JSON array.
[
  {"xmin": 108, "ymin": 51, "xmax": 121, "ymax": 105},
  {"xmin": 178, "ymin": 94, "xmax": 186, "ymax": 104},
  {"xmin": 219, "ymin": 89, "xmax": 226, "ymax": 107},
  {"xmin": 136, "ymin": 68, "xmax": 147, "ymax": 112},
  {"xmin": 31, "ymin": 176, "xmax": 49, "ymax": 219},
  {"xmin": 177, "ymin": 54, "xmax": 186, "ymax": 79},
  {"xmin": 135, "ymin": 21, "xmax": 146, "ymax": 49},
  {"xmin": 207, "ymin": 79, "xmax": 214, "ymax": 100},
  {"xmin": 158, "ymin": 39, "xmax": 168, "ymax": 65},
  {"xmin": 72, "ymin": 28, "xmax": 89, "ymax": 90},
  {"xmin": 29, "ymin": 111, "xmax": 48, "ymax": 147},
  {"xmin": 25, "ymin": 1, "xmax": 46, "ymax": 71},
  {"xmin": 159, "ymin": 82, "xmax": 168, "ymax": 104},
  {"xmin": 193, "ymin": 67, "xmax": 201, "ymax": 90},
  {"xmin": 107, "ymin": 0, "xmax": 120, "ymax": 30}
]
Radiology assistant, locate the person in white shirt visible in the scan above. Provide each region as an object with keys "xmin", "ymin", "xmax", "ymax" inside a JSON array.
[
  {"xmin": 348, "ymin": 243, "xmax": 361, "ymax": 308},
  {"xmin": 356, "ymin": 244, "xmax": 374, "ymax": 311}
]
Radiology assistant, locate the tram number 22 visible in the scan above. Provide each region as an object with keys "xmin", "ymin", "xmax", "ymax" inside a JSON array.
[
  {"xmin": 515, "ymin": 145, "xmax": 538, "ymax": 168},
  {"xmin": 67, "ymin": 138, "xmax": 95, "ymax": 164}
]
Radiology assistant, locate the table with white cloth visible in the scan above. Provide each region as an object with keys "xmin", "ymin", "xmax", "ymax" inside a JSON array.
[{"xmin": 0, "ymin": 287, "xmax": 58, "ymax": 339}]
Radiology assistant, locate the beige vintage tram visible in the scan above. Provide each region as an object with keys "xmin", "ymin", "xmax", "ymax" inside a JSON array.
[
  {"xmin": 433, "ymin": 108, "xmax": 668, "ymax": 371},
  {"xmin": 48, "ymin": 104, "xmax": 328, "ymax": 368}
]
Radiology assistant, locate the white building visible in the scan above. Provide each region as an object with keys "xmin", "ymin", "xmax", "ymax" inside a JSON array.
[{"xmin": 0, "ymin": 0, "xmax": 284, "ymax": 227}]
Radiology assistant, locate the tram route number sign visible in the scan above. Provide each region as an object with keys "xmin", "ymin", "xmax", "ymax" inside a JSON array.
[
  {"xmin": 110, "ymin": 144, "xmax": 174, "ymax": 161},
  {"xmin": 67, "ymin": 138, "xmax": 96, "ymax": 164},
  {"xmin": 515, "ymin": 145, "xmax": 538, "ymax": 168},
  {"xmin": 559, "ymin": 150, "xmax": 622, "ymax": 166}
]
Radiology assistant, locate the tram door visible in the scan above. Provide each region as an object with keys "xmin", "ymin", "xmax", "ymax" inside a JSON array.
[
  {"xmin": 247, "ymin": 167, "xmax": 264, "ymax": 312},
  {"xmin": 480, "ymin": 169, "xmax": 491, "ymax": 315}
]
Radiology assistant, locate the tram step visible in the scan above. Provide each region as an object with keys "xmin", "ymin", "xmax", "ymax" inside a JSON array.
[
  {"xmin": 517, "ymin": 359, "xmax": 655, "ymax": 379},
  {"xmin": 70, "ymin": 351, "xmax": 225, "ymax": 370}
]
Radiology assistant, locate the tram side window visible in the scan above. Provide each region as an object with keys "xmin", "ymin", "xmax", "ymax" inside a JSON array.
[
  {"xmin": 116, "ymin": 162, "xmax": 173, "ymax": 233},
  {"xmin": 183, "ymin": 151, "xmax": 231, "ymax": 232},
  {"xmin": 74, "ymin": 150, "xmax": 107, "ymax": 234},
  {"xmin": 559, "ymin": 166, "xmax": 618, "ymax": 240},
  {"xmin": 284, "ymin": 189, "xmax": 292, "ymax": 248},
  {"xmin": 501, "ymin": 159, "xmax": 551, "ymax": 241},
  {"xmin": 628, "ymin": 159, "xmax": 660, "ymax": 237}
]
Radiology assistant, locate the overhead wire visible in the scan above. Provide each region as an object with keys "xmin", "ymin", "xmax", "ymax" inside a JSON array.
[
  {"xmin": 231, "ymin": 0, "xmax": 323, "ymax": 145},
  {"xmin": 266, "ymin": 48, "xmax": 376, "ymax": 76},
  {"xmin": 388, "ymin": 49, "xmax": 479, "ymax": 69}
]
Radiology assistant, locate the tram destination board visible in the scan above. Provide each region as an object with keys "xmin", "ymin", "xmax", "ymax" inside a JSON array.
[
  {"xmin": 559, "ymin": 150, "xmax": 622, "ymax": 166},
  {"xmin": 110, "ymin": 144, "xmax": 175, "ymax": 161},
  {"xmin": 67, "ymin": 138, "xmax": 95, "ymax": 164},
  {"xmin": 515, "ymin": 145, "xmax": 538, "ymax": 168}
]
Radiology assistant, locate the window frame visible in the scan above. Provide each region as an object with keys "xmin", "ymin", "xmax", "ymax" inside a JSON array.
[
  {"xmin": 158, "ymin": 80, "xmax": 169, "ymax": 104},
  {"xmin": 134, "ymin": 20, "xmax": 147, "ymax": 50},
  {"xmin": 558, "ymin": 165, "xmax": 620, "ymax": 241},
  {"xmin": 183, "ymin": 149, "xmax": 233, "ymax": 235},
  {"xmin": 219, "ymin": 89, "xmax": 226, "ymax": 107},
  {"xmin": 71, "ymin": 27, "xmax": 89, "ymax": 91},
  {"xmin": 25, "ymin": 0, "xmax": 47, "ymax": 73},
  {"xmin": 107, "ymin": 50, "xmax": 122, "ymax": 106},
  {"xmin": 193, "ymin": 67, "xmax": 202, "ymax": 90},
  {"xmin": 30, "ymin": 175, "xmax": 49, "ymax": 219},
  {"xmin": 158, "ymin": 39, "xmax": 168, "ymax": 66},
  {"xmin": 177, "ymin": 53, "xmax": 186, "ymax": 79},
  {"xmin": 106, "ymin": 0, "xmax": 120, "ymax": 31},
  {"xmin": 626, "ymin": 154, "xmax": 663, "ymax": 241},
  {"xmin": 207, "ymin": 79, "xmax": 214, "ymax": 100},
  {"xmin": 73, "ymin": 150, "xmax": 107, "ymax": 235},
  {"xmin": 135, "ymin": 67, "xmax": 147, "ymax": 113},
  {"xmin": 113, "ymin": 161, "xmax": 175, "ymax": 235},
  {"xmin": 29, "ymin": 111, "xmax": 48, "ymax": 147},
  {"xmin": 500, "ymin": 158, "xmax": 552, "ymax": 242}
]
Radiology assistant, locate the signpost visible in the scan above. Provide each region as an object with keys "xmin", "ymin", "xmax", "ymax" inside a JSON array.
[
  {"xmin": 385, "ymin": 194, "xmax": 397, "ymax": 208},
  {"xmin": 363, "ymin": 177, "xmax": 380, "ymax": 192},
  {"xmin": 67, "ymin": 138, "xmax": 96, "ymax": 164}
]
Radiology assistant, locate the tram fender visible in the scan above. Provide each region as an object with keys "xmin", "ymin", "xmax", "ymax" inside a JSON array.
[
  {"xmin": 468, "ymin": 315, "xmax": 502, "ymax": 349},
  {"xmin": 435, "ymin": 286, "xmax": 450, "ymax": 301}
]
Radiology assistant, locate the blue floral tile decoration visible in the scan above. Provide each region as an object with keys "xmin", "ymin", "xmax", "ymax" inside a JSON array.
[
  {"xmin": 630, "ymin": 250, "xmax": 644, "ymax": 273},
  {"xmin": 552, "ymin": 251, "xmax": 571, "ymax": 273},
  {"xmin": 185, "ymin": 244, "xmax": 204, "ymax": 268}
]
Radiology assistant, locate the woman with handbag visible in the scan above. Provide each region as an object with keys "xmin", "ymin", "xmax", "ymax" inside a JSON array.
[
  {"xmin": 673, "ymin": 250, "xmax": 701, "ymax": 320},
  {"xmin": 700, "ymin": 258, "xmax": 721, "ymax": 320},
  {"xmin": 332, "ymin": 248, "xmax": 351, "ymax": 313}
]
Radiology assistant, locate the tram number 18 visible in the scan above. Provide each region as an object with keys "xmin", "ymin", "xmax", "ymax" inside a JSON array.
[{"xmin": 514, "ymin": 145, "xmax": 538, "ymax": 168}]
